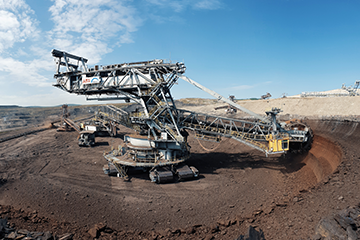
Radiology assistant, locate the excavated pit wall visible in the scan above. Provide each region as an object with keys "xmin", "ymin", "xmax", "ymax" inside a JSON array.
[
  {"xmin": 182, "ymin": 98, "xmax": 360, "ymax": 187},
  {"xmin": 298, "ymin": 119, "xmax": 360, "ymax": 184}
]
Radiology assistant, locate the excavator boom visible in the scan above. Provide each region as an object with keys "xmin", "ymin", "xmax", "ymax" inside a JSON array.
[{"xmin": 51, "ymin": 49, "xmax": 312, "ymax": 182}]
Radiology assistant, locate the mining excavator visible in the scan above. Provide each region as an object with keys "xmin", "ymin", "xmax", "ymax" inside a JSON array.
[
  {"xmin": 57, "ymin": 104, "xmax": 95, "ymax": 147},
  {"xmin": 214, "ymin": 95, "xmax": 237, "ymax": 114},
  {"xmin": 51, "ymin": 49, "xmax": 312, "ymax": 183},
  {"xmin": 261, "ymin": 92, "xmax": 272, "ymax": 99}
]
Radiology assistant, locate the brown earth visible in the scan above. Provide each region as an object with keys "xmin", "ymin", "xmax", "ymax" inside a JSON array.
[
  {"xmin": 0, "ymin": 99, "xmax": 360, "ymax": 239},
  {"xmin": 183, "ymin": 95, "xmax": 360, "ymax": 117}
]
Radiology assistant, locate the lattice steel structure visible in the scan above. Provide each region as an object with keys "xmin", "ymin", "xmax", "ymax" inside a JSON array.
[{"xmin": 52, "ymin": 49, "xmax": 312, "ymax": 182}]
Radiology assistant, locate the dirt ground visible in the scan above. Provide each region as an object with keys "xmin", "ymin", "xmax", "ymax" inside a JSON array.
[
  {"xmin": 1, "ymin": 98, "xmax": 360, "ymax": 239},
  {"xmin": 185, "ymin": 95, "xmax": 360, "ymax": 118}
]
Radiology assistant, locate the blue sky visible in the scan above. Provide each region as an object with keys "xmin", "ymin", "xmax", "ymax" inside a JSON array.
[{"xmin": 1, "ymin": 0, "xmax": 360, "ymax": 106}]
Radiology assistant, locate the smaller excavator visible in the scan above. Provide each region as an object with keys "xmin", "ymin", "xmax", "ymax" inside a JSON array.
[
  {"xmin": 261, "ymin": 93, "xmax": 272, "ymax": 99},
  {"xmin": 57, "ymin": 104, "xmax": 95, "ymax": 147},
  {"xmin": 214, "ymin": 95, "xmax": 237, "ymax": 114}
]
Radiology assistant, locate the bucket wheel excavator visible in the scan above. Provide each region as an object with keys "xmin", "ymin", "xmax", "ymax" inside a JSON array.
[{"xmin": 51, "ymin": 49, "xmax": 312, "ymax": 183}]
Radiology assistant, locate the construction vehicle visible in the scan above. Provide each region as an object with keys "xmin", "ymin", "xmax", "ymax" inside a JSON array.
[
  {"xmin": 58, "ymin": 104, "xmax": 95, "ymax": 147},
  {"xmin": 51, "ymin": 49, "xmax": 312, "ymax": 183},
  {"xmin": 341, "ymin": 80, "xmax": 360, "ymax": 96},
  {"xmin": 214, "ymin": 95, "xmax": 237, "ymax": 114},
  {"xmin": 78, "ymin": 130, "xmax": 95, "ymax": 147},
  {"xmin": 261, "ymin": 93, "xmax": 272, "ymax": 99}
]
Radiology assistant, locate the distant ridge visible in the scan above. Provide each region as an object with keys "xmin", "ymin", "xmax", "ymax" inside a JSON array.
[
  {"xmin": 0, "ymin": 105, "xmax": 20, "ymax": 108},
  {"xmin": 54, "ymin": 104, "xmax": 80, "ymax": 107},
  {"xmin": 0, "ymin": 104, "xmax": 80, "ymax": 109},
  {"xmin": 26, "ymin": 104, "xmax": 80, "ymax": 108}
]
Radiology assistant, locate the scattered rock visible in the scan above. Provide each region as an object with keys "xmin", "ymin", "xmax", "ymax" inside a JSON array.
[
  {"xmin": 252, "ymin": 210, "xmax": 263, "ymax": 217},
  {"xmin": 185, "ymin": 226, "xmax": 195, "ymax": 234},
  {"xmin": 58, "ymin": 233, "xmax": 73, "ymax": 240},
  {"xmin": 204, "ymin": 235, "xmax": 214, "ymax": 240},
  {"xmin": 42, "ymin": 231, "xmax": 54, "ymax": 240},
  {"xmin": 235, "ymin": 225, "xmax": 265, "ymax": 240},
  {"xmin": 88, "ymin": 223, "xmax": 106, "ymax": 238},
  {"xmin": 217, "ymin": 219, "xmax": 230, "ymax": 227},
  {"xmin": 103, "ymin": 227, "xmax": 113, "ymax": 234},
  {"xmin": 6, "ymin": 232, "xmax": 18, "ymax": 239},
  {"xmin": 149, "ymin": 231, "xmax": 159, "ymax": 239},
  {"xmin": 88, "ymin": 227, "xmax": 99, "ymax": 238},
  {"xmin": 316, "ymin": 216, "xmax": 346, "ymax": 239},
  {"xmin": 0, "ymin": 217, "xmax": 56, "ymax": 240},
  {"xmin": 230, "ymin": 219, "xmax": 237, "ymax": 225},
  {"xmin": 210, "ymin": 224, "xmax": 219, "ymax": 233},
  {"xmin": 314, "ymin": 205, "xmax": 360, "ymax": 240},
  {"xmin": 334, "ymin": 213, "xmax": 355, "ymax": 229},
  {"xmin": 311, "ymin": 233, "xmax": 322, "ymax": 240},
  {"xmin": 346, "ymin": 226, "xmax": 357, "ymax": 240},
  {"xmin": 171, "ymin": 228, "xmax": 180, "ymax": 235},
  {"xmin": 264, "ymin": 206, "xmax": 274, "ymax": 215},
  {"xmin": 0, "ymin": 218, "xmax": 7, "ymax": 232},
  {"xmin": 247, "ymin": 218, "xmax": 255, "ymax": 223},
  {"xmin": 18, "ymin": 229, "xmax": 29, "ymax": 235}
]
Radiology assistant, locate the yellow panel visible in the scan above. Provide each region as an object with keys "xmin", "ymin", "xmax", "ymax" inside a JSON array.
[{"xmin": 267, "ymin": 133, "xmax": 290, "ymax": 153}]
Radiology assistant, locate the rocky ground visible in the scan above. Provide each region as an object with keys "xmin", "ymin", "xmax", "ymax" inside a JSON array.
[{"xmin": 0, "ymin": 97, "xmax": 360, "ymax": 239}]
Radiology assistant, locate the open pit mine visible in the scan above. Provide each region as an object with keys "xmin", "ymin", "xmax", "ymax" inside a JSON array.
[{"xmin": 0, "ymin": 50, "xmax": 359, "ymax": 239}]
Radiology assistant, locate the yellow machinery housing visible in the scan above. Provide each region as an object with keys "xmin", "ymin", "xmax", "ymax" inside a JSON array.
[{"xmin": 266, "ymin": 134, "xmax": 290, "ymax": 153}]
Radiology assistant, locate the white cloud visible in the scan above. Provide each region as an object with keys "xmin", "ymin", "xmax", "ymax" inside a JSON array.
[
  {"xmin": 148, "ymin": 13, "xmax": 184, "ymax": 24},
  {"xmin": 146, "ymin": 0, "xmax": 185, "ymax": 12},
  {"xmin": 0, "ymin": 1, "xmax": 50, "ymax": 91},
  {"xmin": 0, "ymin": 0, "xmax": 225, "ymax": 106},
  {"xmin": 48, "ymin": 0, "xmax": 143, "ymax": 63},
  {"xmin": 0, "ymin": 10, "xmax": 19, "ymax": 30},
  {"xmin": 0, "ymin": 0, "xmax": 144, "ymax": 93},
  {"xmin": 0, "ymin": 56, "xmax": 52, "ymax": 87},
  {"xmin": 193, "ymin": 0, "xmax": 222, "ymax": 10},
  {"xmin": 0, "ymin": 1, "xmax": 46, "ymax": 92},
  {"xmin": 224, "ymin": 81, "xmax": 272, "ymax": 91},
  {"xmin": 146, "ymin": 0, "xmax": 222, "ymax": 12},
  {"xmin": 0, "ymin": 0, "xmax": 39, "ymax": 53},
  {"xmin": 0, "ymin": 88, "xmax": 119, "ymax": 106},
  {"xmin": 0, "ymin": 0, "xmax": 29, "ymax": 10},
  {"xmin": 0, "ymin": 90, "xmax": 80, "ymax": 106}
]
